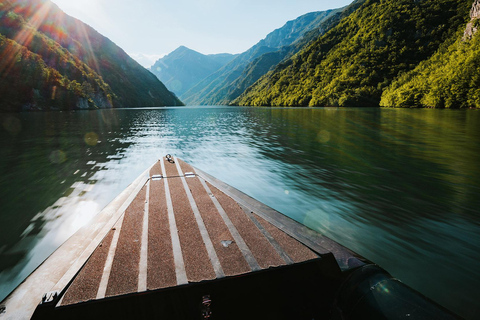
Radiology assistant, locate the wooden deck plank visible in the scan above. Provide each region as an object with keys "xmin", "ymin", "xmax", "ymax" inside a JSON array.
[
  {"xmin": 96, "ymin": 216, "xmax": 125, "ymax": 299},
  {"xmin": 148, "ymin": 162, "xmax": 177, "ymax": 290},
  {"xmin": 105, "ymin": 186, "xmax": 146, "ymax": 297},
  {"xmin": 1, "ymin": 166, "xmax": 152, "ymax": 320},
  {"xmin": 177, "ymin": 160, "xmax": 251, "ymax": 277},
  {"xmin": 174, "ymin": 157, "xmax": 225, "ymax": 279},
  {"xmin": 256, "ymin": 215, "xmax": 318, "ymax": 263},
  {"xmin": 242, "ymin": 206, "xmax": 295, "ymax": 265},
  {"xmin": 206, "ymin": 181, "xmax": 286, "ymax": 269},
  {"xmin": 193, "ymin": 166, "xmax": 365, "ymax": 271},
  {"xmin": 60, "ymin": 230, "xmax": 115, "ymax": 305},
  {"xmin": 198, "ymin": 175, "xmax": 261, "ymax": 272},
  {"xmin": 163, "ymin": 158, "xmax": 216, "ymax": 283},
  {"xmin": 58, "ymin": 157, "xmax": 323, "ymax": 308}
]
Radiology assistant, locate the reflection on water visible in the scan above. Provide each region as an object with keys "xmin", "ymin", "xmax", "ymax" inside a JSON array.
[{"xmin": 0, "ymin": 107, "xmax": 479, "ymax": 319}]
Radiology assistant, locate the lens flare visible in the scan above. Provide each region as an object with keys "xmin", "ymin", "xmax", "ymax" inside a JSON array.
[
  {"xmin": 316, "ymin": 130, "xmax": 331, "ymax": 143},
  {"xmin": 84, "ymin": 132, "xmax": 99, "ymax": 146},
  {"xmin": 51, "ymin": 86, "xmax": 57, "ymax": 100},
  {"xmin": 0, "ymin": 1, "xmax": 53, "ymax": 76},
  {"xmin": 303, "ymin": 208, "xmax": 331, "ymax": 232},
  {"xmin": 0, "ymin": 0, "xmax": 104, "ymax": 97},
  {"xmin": 49, "ymin": 150, "xmax": 67, "ymax": 164},
  {"xmin": 170, "ymin": 80, "xmax": 183, "ymax": 92},
  {"xmin": 2, "ymin": 116, "xmax": 22, "ymax": 135}
]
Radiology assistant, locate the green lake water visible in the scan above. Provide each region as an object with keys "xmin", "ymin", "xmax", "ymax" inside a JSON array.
[{"xmin": 0, "ymin": 107, "xmax": 479, "ymax": 319}]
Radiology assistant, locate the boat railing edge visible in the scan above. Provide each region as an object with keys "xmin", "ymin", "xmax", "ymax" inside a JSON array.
[
  {"xmin": 192, "ymin": 166, "xmax": 368, "ymax": 271},
  {"xmin": 0, "ymin": 164, "xmax": 153, "ymax": 320}
]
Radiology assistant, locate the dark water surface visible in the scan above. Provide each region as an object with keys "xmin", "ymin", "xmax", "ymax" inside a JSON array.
[{"xmin": 0, "ymin": 107, "xmax": 479, "ymax": 319}]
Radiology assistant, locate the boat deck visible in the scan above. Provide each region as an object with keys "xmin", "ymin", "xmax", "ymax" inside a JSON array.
[
  {"xmin": 58, "ymin": 156, "xmax": 319, "ymax": 306},
  {"xmin": 5, "ymin": 156, "xmax": 458, "ymax": 320}
]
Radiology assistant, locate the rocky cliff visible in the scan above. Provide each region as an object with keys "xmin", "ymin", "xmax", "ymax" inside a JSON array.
[
  {"xmin": 471, "ymin": 0, "xmax": 480, "ymax": 18},
  {"xmin": 464, "ymin": 0, "xmax": 480, "ymax": 39}
]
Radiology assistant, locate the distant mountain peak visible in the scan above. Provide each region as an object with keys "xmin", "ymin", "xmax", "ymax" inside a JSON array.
[
  {"xmin": 150, "ymin": 47, "xmax": 238, "ymax": 97},
  {"xmin": 180, "ymin": 7, "xmax": 344, "ymax": 105},
  {"xmin": 174, "ymin": 45, "xmax": 191, "ymax": 52}
]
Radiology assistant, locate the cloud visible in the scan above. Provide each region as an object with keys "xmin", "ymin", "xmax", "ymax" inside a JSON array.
[{"xmin": 128, "ymin": 53, "xmax": 166, "ymax": 69}]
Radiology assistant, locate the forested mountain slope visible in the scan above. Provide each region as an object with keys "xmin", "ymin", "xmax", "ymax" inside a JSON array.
[
  {"xmin": 224, "ymin": 0, "xmax": 366, "ymax": 106},
  {"xmin": 150, "ymin": 46, "xmax": 237, "ymax": 97},
  {"xmin": 380, "ymin": 0, "xmax": 480, "ymax": 108},
  {"xmin": 234, "ymin": 0, "xmax": 472, "ymax": 107},
  {"xmin": 181, "ymin": 9, "xmax": 342, "ymax": 105},
  {"xmin": 0, "ymin": 0, "xmax": 181, "ymax": 112}
]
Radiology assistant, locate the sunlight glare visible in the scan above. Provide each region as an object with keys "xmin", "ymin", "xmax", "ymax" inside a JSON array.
[
  {"xmin": 52, "ymin": 0, "xmax": 107, "ymax": 25},
  {"xmin": 0, "ymin": 1, "xmax": 53, "ymax": 76},
  {"xmin": 70, "ymin": 200, "xmax": 99, "ymax": 231},
  {"xmin": 52, "ymin": 0, "xmax": 111, "ymax": 73}
]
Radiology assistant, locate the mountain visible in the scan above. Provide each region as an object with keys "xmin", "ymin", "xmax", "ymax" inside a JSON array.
[
  {"xmin": 234, "ymin": 0, "xmax": 472, "ymax": 107},
  {"xmin": 380, "ymin": 0, "xmax": 480, "ymax": 108},
  {"xmin": 0, "ymin": 0, "xmax": 182, "ymax": 112},
  {"xmin": 222, "ymin": 1, "xmax": 366, "ymax": 107},
  {"xmin": 180, "ymin": 9, "xmax": 343, "ymax": 106},
  {"xmin": 150, "ymin": 46, "xmax": 237, "ymax": 97}
]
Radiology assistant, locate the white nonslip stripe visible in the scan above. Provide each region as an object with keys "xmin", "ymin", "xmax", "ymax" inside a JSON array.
[
  {"xmin": 174, "ymin": 157, "xmax": 225, "ymax": 279},
  {"xmin": 96, "ymin": 216, "xmax": 125, "ymax": 299},
  {"xmin": 138, "ymin": 179, "xmax": 150, "ymax": 292},
  {"xmin": 51, "ymin": 173, "xmax": 150, "ymax": 296},
  {"xmin": 161, "ymin": 158, "xmax": 188, "ymax": 285},
  {"xmin": 196, "ymin": 176, "xmax": 261, "ymax": 272}
]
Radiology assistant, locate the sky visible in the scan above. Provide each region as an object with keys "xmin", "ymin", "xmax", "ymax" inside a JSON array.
[{"xmin": 51, "ymin": 0, "xmax": 353, "ymax": 68}]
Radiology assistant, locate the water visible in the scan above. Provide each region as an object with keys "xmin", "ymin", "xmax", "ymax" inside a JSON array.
[{"xmin": 0, "ymin": 107, "xmax": 479, "ymax": 319}]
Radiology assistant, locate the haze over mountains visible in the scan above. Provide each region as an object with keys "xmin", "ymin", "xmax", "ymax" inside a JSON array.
[
  {"xmin": 152, "ymin": 8, "xmax": 348, "ymax": 106},
  {"xmin": 150, "ymin": 46, "xmax": 237, "ymax": 98},
  {"xmin": 0, "ymin": 0, "xmax": 182, "ymax": 112}
]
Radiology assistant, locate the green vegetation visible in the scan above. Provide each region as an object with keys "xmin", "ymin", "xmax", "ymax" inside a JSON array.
[
  {"xmin": 222, "ymin": 1, "xmax": 367, "ymax": 106},
  {"xmin": 0, "ymin": 0, "xmax": 181, "ymax": 112},
  {"xmin": 381, "ymin": 21, "xmax": 480, "ymax": 108},
  {"xmin": 0, "ymin": 5, "xmax": 113, "ymax": 111},
  {"xmin": 234, "ymin": 0, "xmax": 472, "ymax": 108},
  {"xmin": 0, "ymin": 33, "xmax": 113, "ymax": 111},
  {"xmin": 181, "ymin": 9, "xmax": 342, "ymax": 105}
]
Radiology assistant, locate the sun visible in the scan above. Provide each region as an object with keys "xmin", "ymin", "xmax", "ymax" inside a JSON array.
[
  {"xmin": 51, "ymin": 0, "xmax": 90, "ymax": 17},
  {"xmin": 51, "ymin": 0, "xmax": 108, "ymax": 28}
]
